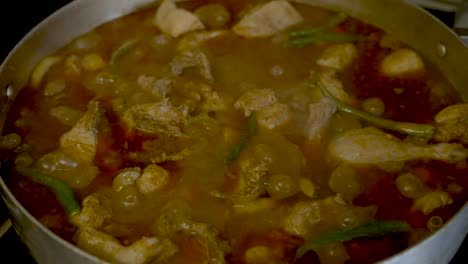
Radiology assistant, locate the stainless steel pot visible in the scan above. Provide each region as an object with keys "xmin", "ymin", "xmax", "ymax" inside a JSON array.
[{"xmin": 0, "ymin": 0, "xmax": 467, "ymax": 263}]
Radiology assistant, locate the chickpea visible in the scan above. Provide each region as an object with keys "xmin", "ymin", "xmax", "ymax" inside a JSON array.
[
  {"xmin": 329, "ymin": 165, "xmax": 361, "ymax": 199},
  {"xmin": 15, "ymin": 152, "xmax": 33, "ymax": 167},
  {"xmin": 396, "ymin": 173, "xmax": 428, "ymax": 199},
  {"xmin": 82, "ymin": 53, "xmax": 106, "ymax": 72},
  {"xmin": 194, "ymin": 4, "xmax": 231, "ymax": 29},
  {"xmin": 44, "ymin": 80, "xmax": 66, "ymax": 96},
  {"xmin": 244, "ymin": 246, "xmax": 278, "ymax": 263},
  {"xmin": 0, "ymin": 133, "xmax": 22, "ymax": 150},
  {"xmin": 299, "ymin": 178, "xmax": 315, "ymax": 199},
  {"xmin": 427, "ymin": 216, "xmax": 443, "ymax": 233},
  {"xmin": 266, "ymin": 174, "xmax": 299, "ymax": 200},
  {"xmin": 361, "ymin": 97, "xmax": 385, "ymax": 116},
  {"xmin": 413, "ymin": 190, "xmax": 452, "ymax": 215}
]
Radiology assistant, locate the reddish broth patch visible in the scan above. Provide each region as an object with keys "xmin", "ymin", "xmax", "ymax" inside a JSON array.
[
  {"xmin": 353, "ymin": 40, "xmax": 434, "ymax": 124},
  {"xmin": 344, "ymin": 234, "xmax": 408, "ymax": 264}
]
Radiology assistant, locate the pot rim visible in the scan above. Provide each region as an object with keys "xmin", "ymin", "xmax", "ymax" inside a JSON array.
[{"xmin": 0, "ymin": 0, "xmax": 466, "ymax": 263}]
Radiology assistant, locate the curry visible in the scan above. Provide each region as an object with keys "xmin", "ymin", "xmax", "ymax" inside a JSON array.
[{"xmin": 1, "ymin": 0, "xmax": 467, "ymax": 263}]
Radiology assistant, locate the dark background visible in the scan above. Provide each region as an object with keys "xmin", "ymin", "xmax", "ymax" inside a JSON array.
[{"xmin": 0, "ymin": 1, "xmax": 466, "ymax": 263}]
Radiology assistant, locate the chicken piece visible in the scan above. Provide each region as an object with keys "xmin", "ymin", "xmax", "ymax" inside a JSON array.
[
  {"xmin": 413, "ymin": 190, "xmax": 453, "ymax": 215},
  {"xmin": 70, "ymin": 193, "xmax": 112, "ymax": 228},
  {"xmin": 36, "ymin": 150, "xmax": 99, "ymax": 189},
  {"xmin": 329, "ymin": 127, "xmax": 468, "ymax": 165},
  {"xmin": 229, "ymin": 144, "xmax": 274, "ymax": 204},
  {"xmin": 283, "ymin": 197, "xmax": 376, "ymax": 238},
  {"xmin": 305, "ymin": 98, "xmax": 337, "ymax": 142},
  {"xmin": 312, "ymin": 69, "xmax": 354, "ymax": 105},
  {"xmin": 380, "ymin": 48, "xmax": 425, "ymax": 76},
  {"xmin": 122, "ymin": 99, "xmax": 186, "ymax": 136},
  {"xmin": 317, "ymin": 43, "xmax": 358, "ymax": 71},
  {"xmin": 137, "ymin": 75, "xmax": 172, "ymax": 99},
  {"xmin": 157, "ymin": 200, "xmax": 230, "ymax": 264},
  {"xmin": 434, "ymin": 104, "xmax": 468, "ymax": 144},
  {"xmin": 49, "ymin": 106, "xmax": 84, "ymax": 127},
  {"xmin": 234, "ymin": 89, "xmax": 278, "ymax": 117},
  {"xmin": 154, "ymin": 0, "xmax": 205, "ymax": 38},
  {"xmin": 233, "ymin": 0, "xmax": 303, "ymax": 38},
  {"xmin": 59, "ymin": 100, "xmax": 101, "ymax": 163},
  {"xmin": 75, "ymin": 226, "xmax": 178, "ymax": 264},
  {"xmin": 257, "ymin": 103, "xmax": 291, "ymax": 129},
  {"xmin": 136, "ymin": 164, "xmax": 171, "ymax": 195},
  {"xmin": 176, "ymin": 30, "xmax": 229, "ymax": 51},
  {"xmin": 230, "ymin": 158, "xmax": 269, "ymax": 204},
  {"xmin": 170, "ymin": 49, "xmax": 214, "ymax": 82},
  {"xmin": 128, "ymin": 135, "xmax": 188, "ymax": 164}
]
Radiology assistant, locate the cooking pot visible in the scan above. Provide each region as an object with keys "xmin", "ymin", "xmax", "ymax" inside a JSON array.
[{"xmin": 0, "ymin": 0, "xmax": 467, "ymax": 263}]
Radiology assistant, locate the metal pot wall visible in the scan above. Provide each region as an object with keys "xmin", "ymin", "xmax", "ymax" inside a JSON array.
[{"xmin": 0, "ymin": 0, "xmax": 467, "ymax": 263}]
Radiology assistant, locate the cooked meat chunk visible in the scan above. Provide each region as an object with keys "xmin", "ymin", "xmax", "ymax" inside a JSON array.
[
  {"xmin": 36, "ymin": 150, "xmax": 99, "ymax": 189},
  {"xmin": 317, "ymin": 43, "xmax": 358, "ymax": 71},
  {"xmin": 128, "ymin": 135, "xmax": 188, "ymax": 164},
  {"xmin": 170, "ymin": 49, "xmax": 214, "ymax": 82},
  {"xmin": 305, "ymin": 98, "xmax": 337, "ymax": 141},
  {"xmin": 257, "ymin": 103, "xmax": 291, "ymax": 129},
  {"xmin": 137, "ymin": 75, "xmax": 172, "ymax": 100},
  {"xmin": 230, "ymin": 157, "xmax": 270, "ymax": 204},
  {"xmin": 136, "ymin": 164, "xmax": 171, "ymax": 195},
  {"xmin": 70, "ymin": 193, "xmax": 112, "ymax": 228},
  {"xmin": 122, "ymin": 99, "xmax": 186, "ymax": 136},
  {"xmin": 154, "ymin": 0, "xmax": 205, "ymax": 38},
  {"xmin": 49, "ymin": 106, "xmax": 84, "ymax": 127},
  {"xmin": 233, "ymin": 0, "xmax": 303, "ymax": 38},
  {"xmin": 311, "ymin": 69, "xmax": 354, "ymax": 105},
  {"xmin": 283, "ymin": 197, "xmax": 376, "ymax": 238},
  {"xmin": 76, "ymin": 226, "xmax": 178, "ymax": 264},
  {"xmin": 329, "ymin": 127, "xmax": 468, "ymax": 165},
  {"xmin": 235, "ymin": 89, "xmax": 278, "ymax": 116},
  {"xmin": 434, "ymin": 104, "xmax": 468, "ymax": 144},
  {"xmin": 59, "ymin": 100, "xmax": 101, "ymax": 163},
  {"xmin": 380, "ymin": 48, "xmax": 425, "ymax": 76},
  {"xmin": 157, "ymin": 200, "xmax": 230, "ymax": 264}
]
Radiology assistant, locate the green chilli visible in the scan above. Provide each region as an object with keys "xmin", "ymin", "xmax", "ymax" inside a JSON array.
[
  {"xmin": 15, "ymin": 167, "xmax": 80, "ymax": 217},
  {"xmin": 317, "ymin": 80, "xmax": 434, "ymax": 138},
  {"xmin": 296, "ymin": 220, "xmax": 410, "ymax": 260},
  {"xmin": 226, "ymin": 112, "xmax": 257, "ymax": 162}
]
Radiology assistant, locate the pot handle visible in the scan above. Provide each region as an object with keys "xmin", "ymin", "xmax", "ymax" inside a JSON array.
[{"xmin": 454, "ymin": 2, "xmax": 468, "ymax": 46}]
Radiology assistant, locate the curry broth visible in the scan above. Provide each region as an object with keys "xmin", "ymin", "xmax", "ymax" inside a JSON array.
[{"xmin": 1, "ymin": 0, "xmax": 467, "ymax": 263}]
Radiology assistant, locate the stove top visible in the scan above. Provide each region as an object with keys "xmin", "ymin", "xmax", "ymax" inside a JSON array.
[{"xmin": 0, "ymin": 0, "xmax": 466, "ymax": 263}]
